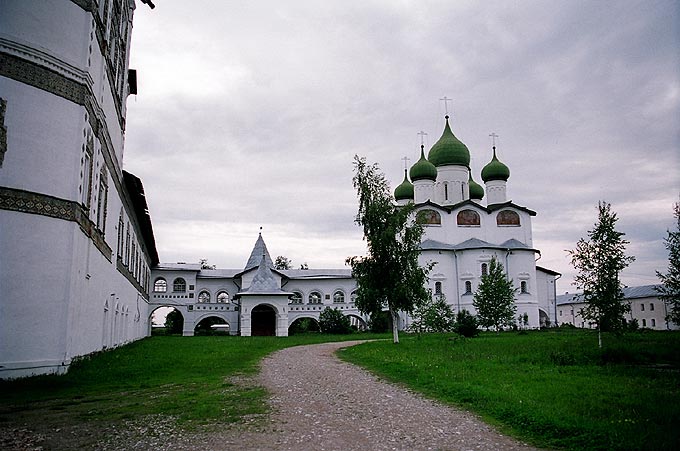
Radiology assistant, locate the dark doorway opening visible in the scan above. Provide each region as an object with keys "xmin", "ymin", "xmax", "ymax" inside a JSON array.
[{"xmin": 252, "ymin": 305, "xmax": 276, "ymax": 336}]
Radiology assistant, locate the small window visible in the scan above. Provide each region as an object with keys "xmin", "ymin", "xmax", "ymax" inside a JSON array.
[
  {"xmin": 559, "ymin": 310, "xmax": 562, "ymax": 317},
  {"xmin": 153, "ymin": 278, "xmax": 167, "ymax": 293},
  {"xmin": 333, "ymin": 290, "xmax": 345, "ymax": 303},
  {"xmin": 173, "ymin": 278, "xmax": 186, "ymax": 292},
  {"xmin": 651, "ymin": 319, "xmax": 656, "ymax": 327},
  {"xmin": 350, "ymin": 290, "xmax": 357, "ymax": 303},
  {"xmin": 291, "ymin": 292, "xmax": 303, "ymax": 304},
  {"xmin": 642, "ymin": 319, "xmax": 647, "ymax": 327},
  {"xmin": 641, "ymin": 304, "xmax": 645, "ymax": 311},
  {"xmin": 464, "ymin": 281, "xmax": 472, "ymax": 294},
  {"xmin": 650, "ymin": 303, "xmax": 654, "ymax": 311},
  {"xmin": 520, "ymin": 281, "xmax": 528, "ymax": 294},
  {"xmin": 216, "ymin": 291, "xmax": 229, "ymax": 303},
  {"xmin": 434, "ymin": 281, "xmax": 442, "ymax": 295},
  {"xmin": 309, "ymin": 291, "xmax": 322, "ymax": 304},
  {"xmin": 198, "ymin": 291, "xmax": 210, "ymax": 303},
  {"xmin": 481, "ymin": 263, "xmax": 488, "ymax": 276}
]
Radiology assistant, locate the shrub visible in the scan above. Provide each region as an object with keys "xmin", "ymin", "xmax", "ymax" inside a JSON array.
[
  {"xmin": 319, "ymin": 307, "xmax": 352, "ymax": 334},
  {"xmin": 409, "ymin": 295, "xmax": 456, "ymax": 334},
  {"xmin": 453, "ymin": 309, "xmax": 479, "ymax": 338}
]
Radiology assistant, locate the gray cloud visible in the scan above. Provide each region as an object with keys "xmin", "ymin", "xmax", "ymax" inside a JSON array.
[{"xmin": 124, "ymin": 0, "xmax": 679, "ymax": 290}]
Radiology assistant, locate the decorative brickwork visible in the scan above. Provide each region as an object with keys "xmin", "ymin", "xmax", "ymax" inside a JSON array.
[
  {"xmin": 0, "ymin": 98, "xmax": 6, "ymax": 167},
  {"xmin": 0, "ymin": 186, "xmax": 112, "ymax": 261}
]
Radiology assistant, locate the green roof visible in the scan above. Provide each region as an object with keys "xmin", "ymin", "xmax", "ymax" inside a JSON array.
[
  {"xmin": 428, "ymin": 116, "xmax": 470, "ymax": 168},
  {"xmin": 481, "ymin": 147, "xmax": 510, "ymax": 182},
  {"xmin": 468, "ymin": 171, "xmax": 484, "ymax": 200},
  {"xmin": 409, "ymin": 145, "xmax": 437, "ymax": 181},
  {"xmin": 394, "ymin": 169, "xmax": 414, "ymax": 200}
]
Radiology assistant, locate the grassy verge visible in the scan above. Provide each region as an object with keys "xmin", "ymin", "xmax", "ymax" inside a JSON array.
[
  {"xmin": 0, "ymin": 333, "xmax": 386, "ymax": 432},
  {"xmin": 339, "ymin": 329, "xmax": 680, "ymax": 451}
]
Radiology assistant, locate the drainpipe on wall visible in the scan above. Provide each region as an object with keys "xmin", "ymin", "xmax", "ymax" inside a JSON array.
[
  {"xmin": 453, "ymin": 250, "xmax": 461, "ymax": 313},
  {"xmin": 554, "ymin": 274, "xmax": 562, "ymax": 327}
]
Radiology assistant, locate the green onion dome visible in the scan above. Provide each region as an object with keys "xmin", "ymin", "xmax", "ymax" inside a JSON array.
[
  {"xmin": 469, "ymin": 171, "xmax": 484, "ymax": 200},
  {"xmin": 481, "ymin": 147, "xmax": 510, "ymax": 182},
  {"xmin": 394, "ymin": 169, "xmax": 414, "ymax": 201},
  {"xmin": 409, "ymin": 145, "xmax": 437, "ymax": 181},
  {"xmin": 428, "ymin": 115, "xmax": 471, "ymax": 168}
]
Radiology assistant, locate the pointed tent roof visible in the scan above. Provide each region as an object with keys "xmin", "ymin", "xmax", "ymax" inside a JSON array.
[
  {"xmin": 241, "ymin": 256, "xmax": 286, "ymax": 294},
  {"xmin": 244, "ymin": 233, "xmax": 274, "ymax": 271}
]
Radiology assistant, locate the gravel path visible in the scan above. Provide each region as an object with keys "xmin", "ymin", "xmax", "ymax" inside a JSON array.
[
  {"xmin": 3, "ymin": 340, "xmax": 544, "ymax": 450},
  {"xmin": 195, "ymin": 340, "xmax": 542, "ymax": 451}
]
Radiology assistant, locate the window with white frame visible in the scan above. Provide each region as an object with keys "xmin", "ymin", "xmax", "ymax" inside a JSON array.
[
  {"xmin": 173, "ymin": 278, "xmax": 186, "ymax": 292},
  {"xmin": 216, "ymin": 291, "xmax": 229, "ymax": 303},
  {"xmin": 333, "ymin": 290, "xmax": 345, "ymax": 303},
  {"xmin": 481, "ymin": 263, "xmax": 488, "ymax": 276},
  {"xmin": 309, "ymin": 291, "xmax": 322, "ymax": 304},
  {"xmin": 464, "ymin": 281, "xmax": 472, "ymax": 294},
  {"xmin": 291, "ymin": 291, "xmax": 303, "ymax": 304},
  {"xmin": 153, "ymin": 278, "xmax": 167, "ymax": 293},
  {"xmin": 520, "ymin": 281, "xmax": 528, "ymax": 294},
  {"xmin": 198, "ymin": 291, "xmax": 210, "ymax": 303}
]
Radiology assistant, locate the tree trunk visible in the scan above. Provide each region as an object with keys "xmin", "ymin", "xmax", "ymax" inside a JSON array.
[
  {"xmin": 390, "ymin": 307, "xmax": 400, "ymax": 344},
  {"xmin": 598, "ymin": 324, "xmax": 602, "ymax": 349}
]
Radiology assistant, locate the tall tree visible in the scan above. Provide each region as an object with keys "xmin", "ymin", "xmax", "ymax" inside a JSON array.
[
  {"xmin": 656, "ymin": 202, "xmax": 680, "ymax": 325},
  {"xmin": 473, "ymin": 257, "xmax": 517, "ymax": 332},
  {"xmin": 274, "ymin": 255, "xmax": 292, "ymax": 270},
  {"xmin": 346, "ymin": 156, "xmax": 431, "ymax": 343},
  {"xmin": 569, "ymin": 201, "xmax": 635, "ymax": 347}
]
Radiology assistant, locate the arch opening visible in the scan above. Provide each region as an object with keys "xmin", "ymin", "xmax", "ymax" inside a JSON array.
[
  {"xmin": 288, "ymin": 317, "xmax": 320, "ymax": 335},
  {"xmin": 251, "ymin": 304, "xmax": 277, "ymax": 336},
  {"xmin": 195, "ymin": 316, "xmax": 229, "ymax": 335},
  {"xmin": 150, "ymin": 306, "xmax": 183, "ymax": 335}
]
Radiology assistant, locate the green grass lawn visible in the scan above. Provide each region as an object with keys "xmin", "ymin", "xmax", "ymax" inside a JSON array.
[
  {"xmin": 0, "ymin": 333, "xmax": 385, "ymax": 432},
  {"xmin": 339, "ymin": 329, "xmax": 680, "ymax": 451}
]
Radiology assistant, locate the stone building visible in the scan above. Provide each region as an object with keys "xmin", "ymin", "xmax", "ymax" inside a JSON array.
[{"xmin": 0, "ymin": 0, "xmax": 157, "ymax": 378}]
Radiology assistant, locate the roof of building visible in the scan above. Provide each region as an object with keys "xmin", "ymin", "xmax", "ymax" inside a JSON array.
[
  {"xmin": 238, "ymin": 256, "xmax": 292, "ymax": 296},
  {"xmin": 536, "ymin": 265, "xmax": 561, "ymax": 276},
  {"xmin": 123, "ymin": 171, "xmax": 159, "ymax": 265},
  {"xmin": 410, "ymin": 146, "xmax": 438, "ymax": 181},
  {"xmin": 413, "ymin": 199, "xmax": 536, "ymax": 216},
  {"xmin": 468, "ymin": 172, "xmax": 484, "ymax": 200},
  {"xmin": 428, "ymin": 116, "xmax": 471, "ymax": 168},
  {"xmin": 481, "ymin": 147, "xmax": 510, "ymax": 182},
  {"xmin": 394, "ymin": 169, "xmax": 414, "ymax": 200},
  {"xmin": 281, "ymin": 269, "xmax": 353, "ymax": 279},
  {"xmin": 421, "ymin": 237, "xmax": 535, "ymax": 252},
  {"xmin": 556, "ymin": 284, "xmax": 662, "ymax": 305},
  {"xmin": 244, "ymin": 233, "xmax": 274, "ymax": 271}
]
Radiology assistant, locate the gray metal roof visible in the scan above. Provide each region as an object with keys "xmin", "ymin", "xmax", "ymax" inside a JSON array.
[
  {"xmin": 240, "ymin": 257, "xmax": 291, "ymax": 295},
  {"xmin": 244, "ymin": 233, "xmax": 274, "ymax": 271},
  {"xmin": 156, "ymin": 263, "xmax": 202, "ymax": 271},
  {"xmin": 420, "ymin": 237, "xmax": 533, "ymax": 252},
  {"xmin": 556, "ymin": 284, "xmax": 662, "ymax": 305},
  {"xmin": 281, "ymin": 269, "xmax": 353, "ymax": 279}
]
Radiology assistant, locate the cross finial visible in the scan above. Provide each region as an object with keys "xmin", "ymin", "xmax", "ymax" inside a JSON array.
[
  {"xmin": 417, "ymin": 130, "xmax": 428, "ymax": 145},
  {"xmin": 440, "ymin": 96, "xmax": 452, "ymax": 116},
  {"xmin": 489, "ymin": 132, "xmax": 499, "ymax": 148},
  {"xmin": 401, "ymin": 156, "xmax": 410, "ymax": 171}
]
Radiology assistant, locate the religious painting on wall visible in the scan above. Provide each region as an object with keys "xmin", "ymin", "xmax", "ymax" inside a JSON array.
[
  {"xmin": 417, "ymin": 209, "xmax": 441, "ymax": 225},
  {"xmin": 457, "ymin": 209, "xmax": 480, "ymax": 226},
  {"xmin": 496, "ymin": 209, "xmax": 521, "ymax": 226}
]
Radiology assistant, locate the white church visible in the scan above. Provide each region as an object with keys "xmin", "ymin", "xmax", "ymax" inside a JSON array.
[{"xmin": 0, "ymin": 0, "xmax": 559, "ymax": 379}]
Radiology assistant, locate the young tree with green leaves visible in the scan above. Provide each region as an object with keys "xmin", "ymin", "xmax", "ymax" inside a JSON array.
[
  {"xmin": 346, "ymin": 156, "xmax": 432, "ymax": 344},
  {"xmin": 409, "ymin": 294, "xmax": 456, "ymax": 334},
  {"xmin": 569, "ymin": 201, "xmax": 635, "ymax": 347},
  {"xmin": 656, "ymin": 202, "xmax": 680, "ymax": 325},
  {"xmin": 318, "ymin": 307, "xmax": 352, "ymax": 334},
  {"xmin": 473, "ymin": 256, "xmax": 517, "ymax": 332},
  {"xmin": 274, "ymin": 255, "xmax": 292, "ymax": 270}
]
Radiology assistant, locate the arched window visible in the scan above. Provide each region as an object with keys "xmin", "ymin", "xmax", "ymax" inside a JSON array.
[
  {"xmin": 350, "ymin": 290, "xmax": 357, "ymax": 303},
  {"xmin": 497, "ymin": 210, "xmax": 521, "ymax": 226},
  {"xmin": 309, "ymin": 291, "xmax": 322, "ymax": 304},
  {"xmin": 481, "ymin": 263, "xmax": 488, "ymax": 276},
  {"xmin": 217, "ymin": 291, "xmax": 229, "ymax": 303},
  {"xmin": 520, "ymin": 281, "xmax": 528, "ymax": 294},
  {"xmin": 333, "ymin": 290, "xmax": 345, "ymax": 303},
  {"xmin": 173, "ymin": 278, "xmax": 186, "ymax": 292},
  {"xmin": 198, "ymin": 291, "xmax": 210, "ymax": 303},
  {"xmin": 153, "ymin": 278, "xmax": 167, "ymax": 293},
  {"xmin": 434, "ymin": 282, "xmax": 442, "ymax": 295},
  {"xmin": 416, "ymin": 209, "xmax": 441, "ymax": 225},
  {"xmin": 464, "ymin": 281, "xmax": 472, "ymax": 294},
  {"xmin": 291, "ymin": 291, "xmax": 303, "ymax": 304},
  {"xmin": 457, "ymin": 209, "xmax": 480, "ymax": 226}
]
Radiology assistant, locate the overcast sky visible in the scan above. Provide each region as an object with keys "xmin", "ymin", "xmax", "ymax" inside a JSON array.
[{"xmin": 124, "ymin": 0, "xmax": 679, "ymax": 294}]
